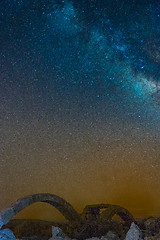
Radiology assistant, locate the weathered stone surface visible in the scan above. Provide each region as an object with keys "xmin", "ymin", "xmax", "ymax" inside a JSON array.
[
  {"xmin": 0, "ymin": 228, "xmax": 17, "ymax": 239},
  {"xmin": 0, "ymin": 207, "xmax": 15, "ymax": 229},
  {"xmin": 144, "ymin": 231, "xmax": 160, "ymax": 239},
  {"xmin": 144, "ymin": 217, "xmax": 157, "ymax": 235},
  {"xmin": 125, "ymin": 222, "xmax": 143, "ymax": 240},
  {"xmin": 101, "ymin": 231, "xmax": 120, "ymax": 240},
  {"xmin": 79, "ymin": 230, "xmax": 120, "ymax": 240},
  {"xmin": 51, "ymin": 227, "xmax": 67, "ymax": 238},
  {"xmin": 81, "ymin": 204, "xmax": 135, "ymax": 226},
  {"xmin": 49, "ymin": 226, "xmax": 71, "ymax": 240}
]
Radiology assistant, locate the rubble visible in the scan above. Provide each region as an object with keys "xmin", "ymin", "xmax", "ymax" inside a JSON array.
[
  {"xmin": 124, "ymin": 222, "xmax": 143, "ymax": 240},
  {"xmin": 144, "ymin": 217, "xmax": 159, "ymax": 236},
  {"xmin": 101, "ymin": 231, "xmax": 120, "ymax": 240},
  {"xmin": 49, "ymin": 226, "xmax": 71, "ymax": 240}
]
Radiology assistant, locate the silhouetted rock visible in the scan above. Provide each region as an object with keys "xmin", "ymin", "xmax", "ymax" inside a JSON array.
[{"xmin": 124, "ymin": 222, "xmax": 143, "ymax": 240}]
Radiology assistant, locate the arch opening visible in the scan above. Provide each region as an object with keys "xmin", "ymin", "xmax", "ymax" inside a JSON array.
[
  {"xmin": 99, "ymin": 205, "xmax": 135, "ymax": 226},
  {"xmin": 13, "ymin": 202, "xmax": 67, "ymax": 222}
]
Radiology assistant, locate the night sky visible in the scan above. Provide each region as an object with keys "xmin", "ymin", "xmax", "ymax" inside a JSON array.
[{"xmin": 0, "ymin": 0, "xmax": 160, "ymax": 221}]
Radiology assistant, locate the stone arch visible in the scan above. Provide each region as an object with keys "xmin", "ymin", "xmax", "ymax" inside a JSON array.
[
  {"xmin": 0, "ymin": 193, "xmax": 82, "ymax": 229},
  {"xmin": 99, "ymin": 205, "xmax": 135, "ymax": 225},
  {"xmin": 81, "ymin": 204, "xmax": 135, "ymax": 225}
]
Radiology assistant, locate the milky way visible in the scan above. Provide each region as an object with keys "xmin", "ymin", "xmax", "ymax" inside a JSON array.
[{"xmin": 0, "ymin": 0, "xmax": 160, "ymax": 220}]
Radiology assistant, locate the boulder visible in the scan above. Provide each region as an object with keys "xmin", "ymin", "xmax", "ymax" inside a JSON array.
[
  {"xmin": 0, "ymin": 228, "xmax": 17, "ymax": 239},
  {"xmin": 125, "ymin": 222, "xmax": 143, "ymax": 240},
  {"xmin": 144, "ymin": 217, "xmax": 157, "ymax": 235},
  {"xmin": 49, "ymin": 226, "xmax": 71, "ymax": 240}
]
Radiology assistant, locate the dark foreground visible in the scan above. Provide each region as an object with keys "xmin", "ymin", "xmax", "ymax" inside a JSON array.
[{"xmin": 2, "ymin": 217, "xmax": 160, "ymax": 240}]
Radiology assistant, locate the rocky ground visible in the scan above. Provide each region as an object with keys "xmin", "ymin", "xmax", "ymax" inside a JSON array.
[{"xmin": 1, "ymin": 217, "xmax": 160, "ymax": 240}]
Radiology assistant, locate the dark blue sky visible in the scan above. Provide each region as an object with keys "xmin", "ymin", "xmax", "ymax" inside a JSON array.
[
  {"xmin": 0, "ymin": 0, "xmax": 160, "ymax": 219},
  {"xmin": 1, "ymin": 0, "xmax": 160, "ymax": 121}
]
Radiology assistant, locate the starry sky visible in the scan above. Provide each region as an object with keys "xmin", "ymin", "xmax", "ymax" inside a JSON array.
[{"xmin": 0, "ymin": 0, "xmax": 160, "ymax": 221}]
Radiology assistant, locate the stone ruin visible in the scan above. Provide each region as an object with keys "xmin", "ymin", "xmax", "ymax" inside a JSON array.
[{"xmin": 0, "ymin": 193, "xmax": 137, "ymax": 239}]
